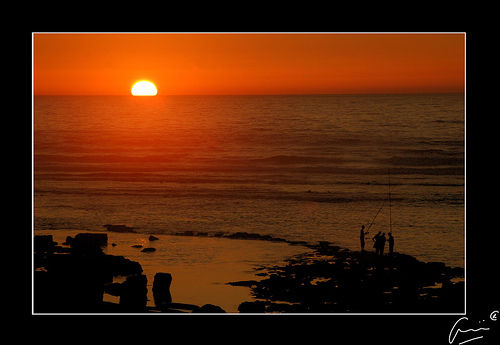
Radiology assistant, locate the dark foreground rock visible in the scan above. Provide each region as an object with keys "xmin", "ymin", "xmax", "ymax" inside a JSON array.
[
  {"xmin": 70, "ymin": 233, "xmax": 108, "ymax": 253},
  {"xmin": 238, "ymin": 300, "xmax": 267, "ymax": 313},
  {"xmin": 233, "ymin": 244, "xmax": 464, "ymax": 313},
  {"xmin": 227, "ymin": 280, "xmax": 259, "ymax": 287},
  {"xmin": 173, "ymin": 230, "xmax": 289, "ymax": 243},
  {"xmin": 103, "ymin": 224, "xmax": 136, "ymax": 233},
  {"xmin": 34, "ymin": 239, "xmax": 145, "ymax": 312},
  {"xmin": 152, "ymin": 273, "xmax": 172, "ymax": 310},
  {"xmin": 34, "ymin": 235, "xmax": 57, "ymax": 253},
  {"xmin": 192, "ymin": 304, "xmax": 226, "ymax": 313},
  {"xmin": 34, "ymin": 232, "xmax": 225, "ymax": 313},
  {"xmin": 141, "ymin": 247, "xmax": 156, "ymax": 253},
  {"xmin": 119, "ymin": 274, "xmax": 148, "ymax": 311}
]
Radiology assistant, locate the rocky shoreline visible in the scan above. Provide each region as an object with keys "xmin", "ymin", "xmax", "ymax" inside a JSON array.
[
  {"xmin": 229, "ymin": 242, "xmax": 464, "ymax": 313},
  {"xmin": 33, "ymin": 232, "xmax": 464, "ymax": 314},
  {"xmin": 34, "ymin": 233, "xmax": 226, "ymax": 313}
]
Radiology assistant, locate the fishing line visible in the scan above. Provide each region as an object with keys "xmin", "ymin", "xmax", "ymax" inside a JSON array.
[
  {"xmin": 388, "ymin": 168, "xmax": 392, "ymax": 234},
  {"xmin": 366, "ymin": 198, "xmax": 386, "ymax": 231}
]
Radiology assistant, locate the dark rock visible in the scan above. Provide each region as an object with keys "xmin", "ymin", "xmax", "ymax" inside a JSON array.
[
  {"xmin": 70, "ymin": 233, "xmax": 107, "ymax": 254},
  {"xmin": 227, "ymin": 280, "xmax": 259, "ymax": 287},
  {"xmin": 193, "ymin": 304, "xmax": 226, "ymax": 313},
  {"xmin": 104, "ymin": 282, "xmax": 123, "ymax": 296},
  {"xmin": 53, "ymin": 246, "xmax": 72, "ymax": 254},
  {"xmin": 152, "ymin": 273, "xmax": 172, "ymax": 309},
  {"xmin": 99, "ymin": 301, "xmax": 127, "ymax": 312},
  {"xmin": 289, "ymin": 240, "xmax": 308, "ymax": 246},
  {"xmin": 100, "ymin": 255, "xmax": 143, "ymax": 277},
  {"xmin": 224, "ymin": 232, "xmax": 287, "ymax": 243},
  {"xmin": 34, "ymin": 235, "xmax": 56, "ymax": 253},
  {"xmin": 111, "ymin": 243, "xmax": 117, "ymax": 246},
  {"xmin": 156, "ymin": 308, "xmax": 188, "ymax": 313},
  {"xmin": 131, "ymin": 244, "xmax": 143, "ymax": 248},
  {"xmin": 119, "ymin": 274, "xmax": 148, "ymax": 311},
  {"xmin": 37, "ymin": 252, "xmax": 110, "ymax": 312},
  {"xmin": 34, "ymin": 270, "xmax": 55, "ymax": 311},
  {"xmin": 238, "ymin": 301, "xmax": 267, "ymax": 313},
  {"xmin": 62, "ymin": 236, "xmax": 74, "ymax": 245},
  {"xmin": 34, "ymin": 233, "xmax": 146, "ymax": 313},
  {"xmin": 266, "ymin": 302, "xmax": 307, "ymax": 313},
  {"xmin": 235, "ymin": 244, "xmax": 465, "ymax": 313},
  {"xmin": 225, "ymin": 232, "xmax": 259, "ymax": 240},
  {"xmin": 168, "ymin": 302, "xmax": 200, "ymax": 311},
  {"xmin": 175, "ymin": 230, "xmax": 195, "ymax": 236},
  {"xmin": 103, "ymin": 224, "xmax": 136, "ymax": 233},
  {"xmin": 149, "ymin": 235, "xmax": 159, "ymax": 241},
  {"xmin": 141, "ymin": 247, "xmax": 156, "ymax": 253},
  {"xmin": 269, "ymin": 237, "xmax": 287, "ymax": 242}
]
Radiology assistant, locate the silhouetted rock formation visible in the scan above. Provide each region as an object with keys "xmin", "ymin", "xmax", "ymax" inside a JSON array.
[
  {"xmin": 141, "ymin": 247, "xmax": 156, "ymax": 253},
  {"xmin": 152, "ymin": 273, "xmax": 172, "ymax": 310},
  {"xmin": 34, "ymin": 233, "xmax": 229, "ymax": 313},
  {"xmin": 173, "ymin": 230, "xmax": 289, "ymax": 243},
  {"xmin": 168, "ymin": 302, "xmax": 200, "ymax": 311},
  {"xmin": 193, "ymin": 304, "xmax": 226, "ymax": 313},
  {"xmin": 103, "ymin": 224, "xmax": 136, "ymax": 233},
  {"xmin": 62, "ymin": 236, "xmax": 73, "ymax": 245},
  {"xmin": 34, "ymin": 232, "xmax": 224, "ymax": 313},
  {"xmin": 227, "ymin": 280, "xmax": 259, "ymax": 287},
  {"xmin": 70, "ymin": 233, "xmax": 108, "ymax": 254},
  {"xmin": 103, "ymin": 282, "xmax": 123, "ymax": 296},
  {"xmin": 34, "ymin": 235, "xmax": 57, "ymax": 253},
  {"xmin": 149, "ymin": 235, "xmax": 159, "ymax": 241},
  {"xmin": 119, "ymin": 274, "xmax": 148, "ymax": 311},
  {"xmin": 100, "ymin": 254, "xmax": 143, "ymax": 276},
  {"xmin": 35, "ymin": 231, "xmax": 463, "ymax": 314},
  {"xmin": 36, "ymin": 251, "xmax": 111, "ymax": 312},
  {"xmin": 238, "ymin": 301, "xmax": 267, "ymax": 313},
  {"xmin": 232, "ymin": 244, "xmax": 464, "ymax": 313},
  {"xmin": 34, "ymin": 232, "xmax": 143, "ymax": 313}
]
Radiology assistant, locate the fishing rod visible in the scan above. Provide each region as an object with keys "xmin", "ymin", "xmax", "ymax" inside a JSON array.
[
  {"xmin": 388, "ymin": 168, "xmax": 392, "ymax": 234},
  {"xmin": 366, "ymin": 198, "xmax": 386, "ymax": 232},
  {"xmin": 366, "ymin": 169, "xmax": 393, "ymax": 233}
]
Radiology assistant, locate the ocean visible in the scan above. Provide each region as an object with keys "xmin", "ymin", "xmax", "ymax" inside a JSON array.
[{"xmin": 33, "ymin": 94, "xmax": 465, "ymax": 268}]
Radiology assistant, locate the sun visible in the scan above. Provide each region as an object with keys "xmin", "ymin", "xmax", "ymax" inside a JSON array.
[{"xmin": 131, "ymin": 81, "xmax": 157, "ymax": 96}]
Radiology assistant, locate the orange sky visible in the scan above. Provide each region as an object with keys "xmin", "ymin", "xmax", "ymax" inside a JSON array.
[{"xmin": 33, "ymin": 33, "xmax": 465, "ymax": 95}]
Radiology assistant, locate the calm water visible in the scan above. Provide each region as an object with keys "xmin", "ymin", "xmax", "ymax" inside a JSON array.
[{"xmin": 34, "ymin": 94, "xmax": 465, "ymax": 267}]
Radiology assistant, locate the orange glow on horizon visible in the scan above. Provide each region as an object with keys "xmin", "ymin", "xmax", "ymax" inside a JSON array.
[{"xmin": 34, "ymin": 33, "xmax": 465, "ymax": 96}]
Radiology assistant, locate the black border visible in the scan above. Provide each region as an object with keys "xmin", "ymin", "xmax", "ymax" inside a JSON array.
[{"xmin": 21, "ymin": 9, "xmax": 499, "ymax": 344}]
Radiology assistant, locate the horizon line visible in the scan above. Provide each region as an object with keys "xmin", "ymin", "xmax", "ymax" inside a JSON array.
[{"xmin": 33, "ymin": 91, "xmax": 465, "ymax": 97}]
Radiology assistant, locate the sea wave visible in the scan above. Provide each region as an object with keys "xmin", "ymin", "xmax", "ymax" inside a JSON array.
[
  {"xmin": 34, "ymin": 165, "xmax": 464, "ymax": 176},
  {"xmin": 33, "ymin": 185, "xmax": 464, "ymax": 207}
]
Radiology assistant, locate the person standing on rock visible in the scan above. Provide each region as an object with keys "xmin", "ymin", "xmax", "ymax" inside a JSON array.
[
  {"xmin": 388, "ymin": 232, "xmax": 394, "ymax": 255},
  {"xmin": 379, "ymin": 233, "xmax": 387, "ymax": 256},
  {"xmin": 360, "ymin": 225, "xmax": 369, "ymax": 251},
  {"xmin": 372, "ymin": 231, "xmax": 381, "ymax": 255}
]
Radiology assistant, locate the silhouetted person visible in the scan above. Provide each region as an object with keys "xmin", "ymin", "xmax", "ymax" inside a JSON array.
[
  {"xmin": 372, "ymin": 231, "xmax": 381, "ymax": 255},
  {"xmin": 360, "ymin": 225, "xmax": 369, "ymax": 251},
  {"xmin": 388, "ymin": 232, "xmax": 394, "ymax": 255},
  {"xmin": 379, "ymin": 233, "xmax": 387, "ymax": 256}
]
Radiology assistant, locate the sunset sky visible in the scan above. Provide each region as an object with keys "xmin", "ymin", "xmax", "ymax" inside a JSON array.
[{"xmin": 33, "ymin": 33, "xmax": 465, "ymax": 96}]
